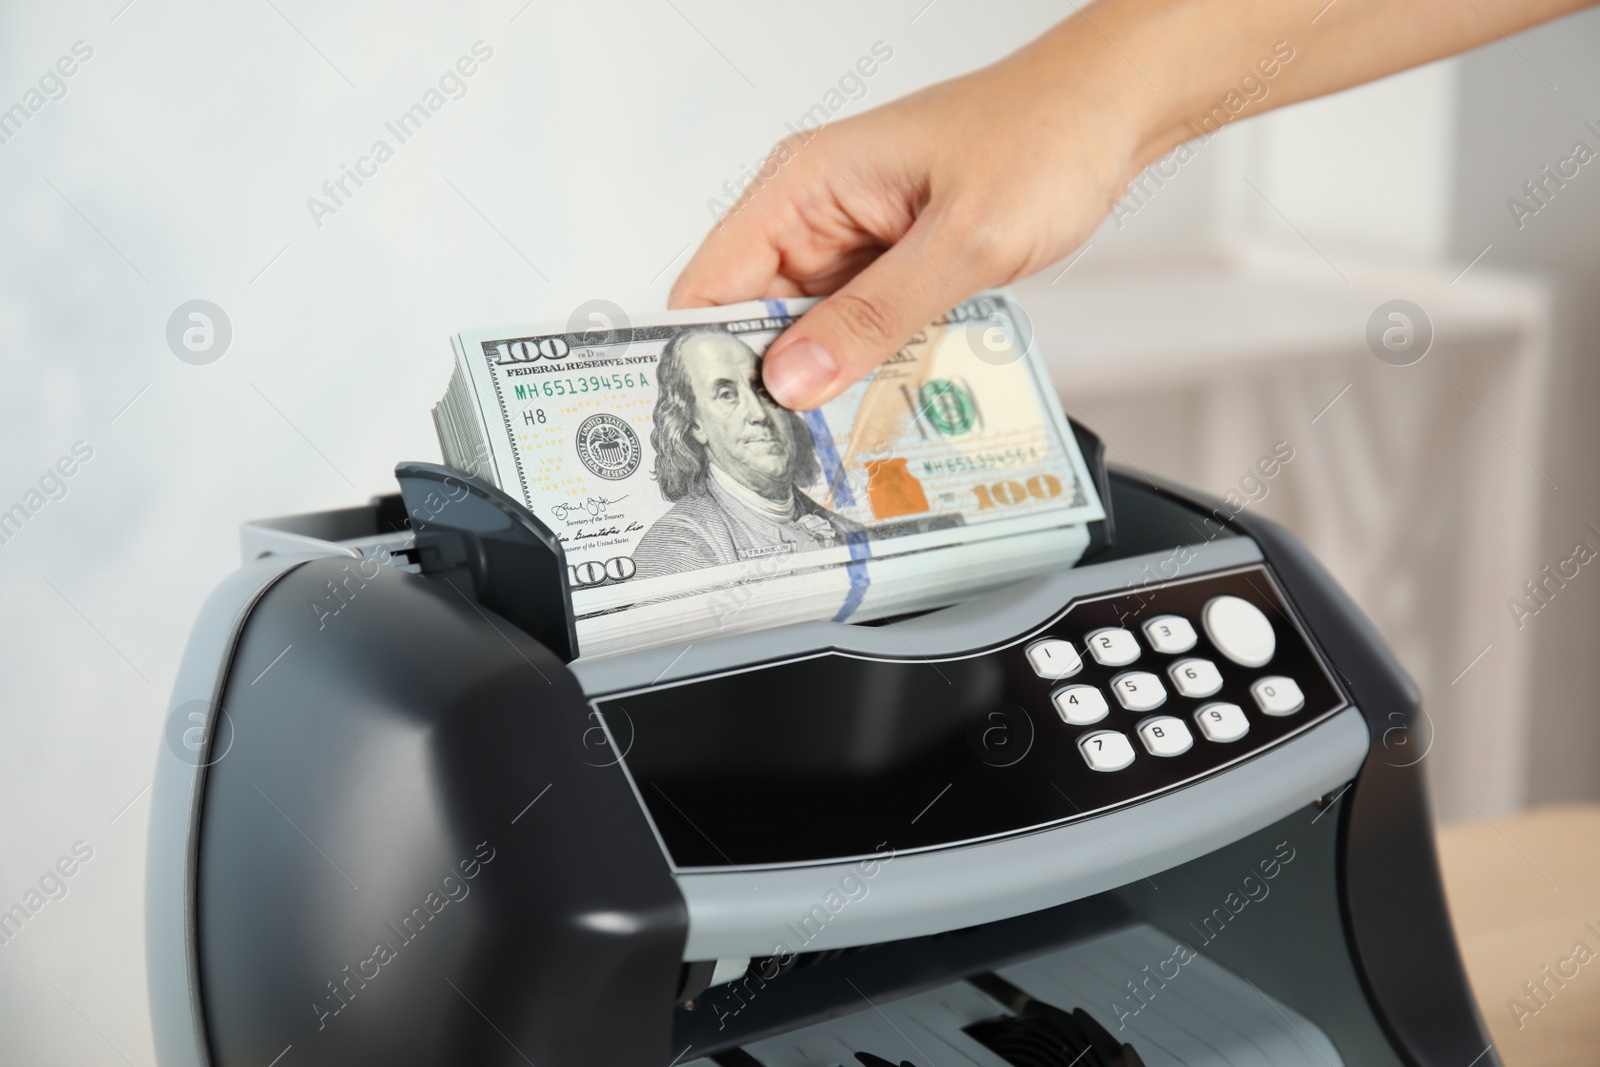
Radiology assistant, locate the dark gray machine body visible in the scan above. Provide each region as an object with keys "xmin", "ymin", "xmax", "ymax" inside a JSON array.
[{"xmin": 147, "ymin": 450, "xmax": 1498, "ymax": 1067}]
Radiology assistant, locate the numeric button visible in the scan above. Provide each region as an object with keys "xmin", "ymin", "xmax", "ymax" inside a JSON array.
[
  {"xmin": 1143, "ymin": 615, "xmax": 1197, "ymax": 654},
  {"xmin": 1195, "ymin": 702, "xmax": 1250, "ymax": 742},
  {"xmin": 1111, "ymin": 672, "xmax": 1167, "ymax": 712},
  {"xmin": 1203, "ymin": 596, "xmax": 1277, "ymax": 668},
  {"xmin": 1052, "ymin": 685, "xmax": 1109, "ymax": 726},
  {"xmin": 1079, "ymin": 730, "xmax": 1136, "ymax": 771},
  {"xmin": 1087, "ymin": 628, "xmax": 1140, "ymax": 667},
  {"xmin": 1169, "ymin": 658, "xmax": 1224, "ymax": 698},
  {"xmin": 1252, "ymin": 676, "xmax": 1305, "ymax": 716},
  {"xmin": 1138, "ymin": 716, "xmax": 1194, "ymax": 757},
  {"xmin": 1026, "ymin": 639, "xmax": 1082, "ymax": 680}
]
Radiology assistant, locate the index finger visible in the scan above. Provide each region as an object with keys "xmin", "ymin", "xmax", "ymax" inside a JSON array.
[
  {"xmin": 668, "ymin": 167, "xmax": 791, "ymax": 309},
  {"xmin": 665, "ymin": 134, "xmax": 819, "ymax": 308}
]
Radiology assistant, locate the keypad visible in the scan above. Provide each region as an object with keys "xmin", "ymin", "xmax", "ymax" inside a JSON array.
[
  {"xmin": 1169, "ymin": 658, "xmax": 1223, "ymax": 698},
  {"xmin": 1086, "ymin": 628, "xmax": 1141, "ymax": 667},
  {"xmin": 1138, "ymin": 716, "xmax": 1194, "ymax": 757},
  {"xmin": 1006, "ymin": 569, "xmax": 1340, "ymax": 783},
  {"xmin": 1252, "ymin": 676, "xmax": 1305, "ymax": 716},
  {"xmin": 1052, "ymin": 685, "xmax": 1109, "ymax": 726},
  {"xmin": 1111, "ymin": 672, "xmax": 1167, "ymax": 712},
  {"xmin": 1080, "ymin": 730, "xmax": 1136, "ymax": 771},
  {"xmin": 1196, "ymin": 702, "xmax": 1250, "ymax": 742},
  {"xmin": 1143, "ymin": 615, "xmax": 1198, "ymax": 654},
  {"xmin": 1026, "ymin": 639, "xmax": 1083, "ymax": 680}
]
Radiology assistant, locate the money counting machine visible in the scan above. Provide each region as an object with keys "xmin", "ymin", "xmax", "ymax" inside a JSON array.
[{"xmin": 149, "ymin": 427, "xmax": 1501, "ymax": 1067}]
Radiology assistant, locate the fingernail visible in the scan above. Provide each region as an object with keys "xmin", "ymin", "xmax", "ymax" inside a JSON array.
[{"xmin": 764, "ymin": 339, "xmax": 836, "ymax": 409}]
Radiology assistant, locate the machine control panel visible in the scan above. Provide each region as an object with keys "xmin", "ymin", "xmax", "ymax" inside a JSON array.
[{"xmin": 593, "ymin": 565, "xmax": 1348, "ymax": 871}]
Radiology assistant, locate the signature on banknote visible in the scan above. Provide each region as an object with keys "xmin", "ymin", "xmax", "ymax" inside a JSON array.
[{"xmin": 549, "ymin": 496, "xmax": 628, "ymax": 526}]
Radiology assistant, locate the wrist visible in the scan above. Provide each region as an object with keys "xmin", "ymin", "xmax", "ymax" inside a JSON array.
[
  {"xmin": 1018, "ymin": 0, "xmax": 1302, "ymax": 168},
  {"xmin": 996, "ymin": 5, "xmax": 1181, "ymax": 183}
]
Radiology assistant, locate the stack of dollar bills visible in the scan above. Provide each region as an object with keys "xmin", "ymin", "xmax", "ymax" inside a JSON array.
[{"xmin": 432, "ymin": 293, "xmax": 1106, "ymax": 658}]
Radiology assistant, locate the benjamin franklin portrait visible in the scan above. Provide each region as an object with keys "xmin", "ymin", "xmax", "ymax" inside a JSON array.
[{"xmin": 633, "ymin": 326, "xmax": 864, "ymax": 579}]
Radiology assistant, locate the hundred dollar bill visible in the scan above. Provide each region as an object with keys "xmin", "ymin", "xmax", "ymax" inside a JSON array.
[{"xmin": 433, "ymin": 294, "xmax": 1105, "ymax": 657}]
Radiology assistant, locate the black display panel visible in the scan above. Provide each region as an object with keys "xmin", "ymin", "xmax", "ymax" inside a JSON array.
[{"xmin": 595, "ymin": 566, "xmax": 1348, "ymax": 869}]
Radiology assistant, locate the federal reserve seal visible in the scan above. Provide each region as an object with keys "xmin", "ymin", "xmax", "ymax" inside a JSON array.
[{"xmin": 574, "ymin": 414, "xmax": 641, "ymax": 480}]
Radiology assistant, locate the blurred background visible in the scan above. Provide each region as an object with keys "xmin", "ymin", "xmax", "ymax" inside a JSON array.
[{"xmin": 0, "ymin": 1, "xmax": 1595, "ymax": 1063}]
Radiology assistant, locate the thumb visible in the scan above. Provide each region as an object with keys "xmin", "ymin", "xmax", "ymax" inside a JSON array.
[{"xmin": 761, "ymin": 218, "xmax": 987, "ymax": 410}]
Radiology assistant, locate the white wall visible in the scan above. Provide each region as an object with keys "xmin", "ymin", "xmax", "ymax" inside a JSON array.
[
  {"xmin": 1087, "ymin": 54, "xmax": 1461, "ymax": 262},
  {"xmin": 1249, "ymin": 62, "xmax": 1460, "ymax": 259},
  {"xmin": 1450, "ymin": 9, "xmax": 1600, "ymax": 807}
]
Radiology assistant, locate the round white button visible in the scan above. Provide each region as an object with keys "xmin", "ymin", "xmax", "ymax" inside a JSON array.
[
  {"xmin": 1080, "ymin": 730, "xmax": 1136, "ymax": 771},
  {"xmin": 1052, "ymin": 685, "xmax": 1109, "ymax": 726},
  {"xmin": 1203, "ymin": 596, "xmax": 1277, "ymax": 668},
  {"xmin": 1138, "ymin": 716, "xmax": 1194, "ymax": 757},
  {"xmin": 1169, "ymin": 658, "xmax": 1224, "ymax": 698},
  {"xmin": 1111, "ymin": 671, "xmax": 1167, "ymax": 712},
  {"xmin": 1026, "ymin": 638, "xmax": 1082, "ymax": 679},
  {"xmin": 1252, "ymin": 676, "xmax": 1305, "ymax": 716},
  {"xmin": 1195, "ymin": 702, "xmax": 1250, "ymax": 742},
  {"xmin": 1086, "ymin": 628, "xmax": 1141, "ymax": 667},
  {"xmin": 1143, "ymin": 615, "xmax": 1198, "ymax": 654}
]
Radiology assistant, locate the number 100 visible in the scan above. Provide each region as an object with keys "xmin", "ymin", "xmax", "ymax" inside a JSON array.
[{"xmin": 973, "ymin": 474, "xmax": 1062, "ymax": 510}]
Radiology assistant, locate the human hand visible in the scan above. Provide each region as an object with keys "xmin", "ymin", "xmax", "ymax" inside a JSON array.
[
  {"xmin": 671, "ymin": 0, "xmax": 1597, "ymax": 411},
  {"xmin": 668, "ymin": 32, "xmax": 1157, "ymax": 410}
]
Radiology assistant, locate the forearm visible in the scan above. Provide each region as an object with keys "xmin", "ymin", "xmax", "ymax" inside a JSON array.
[{"xmin": 1011, "ymin": 0, "xmax": 1592, "ymax": 175}]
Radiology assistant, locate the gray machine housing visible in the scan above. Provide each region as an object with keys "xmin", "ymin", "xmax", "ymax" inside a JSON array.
[{"xmin": 146, "ymin": 458, "xmax": 1501, "ymax": 1067}]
